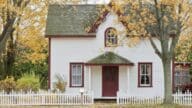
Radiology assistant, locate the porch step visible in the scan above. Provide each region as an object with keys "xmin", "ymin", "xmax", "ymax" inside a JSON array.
[{"xmin": 94, "ymin": 99, "xmax": 116, "ymax": 103}]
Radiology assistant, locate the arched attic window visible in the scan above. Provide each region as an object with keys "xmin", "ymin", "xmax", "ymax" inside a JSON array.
[{"xmin": 105, "ymin": 27, "xmax": 118, "ymax": 47}]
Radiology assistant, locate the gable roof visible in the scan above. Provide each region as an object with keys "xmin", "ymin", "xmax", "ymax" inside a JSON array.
[
  {"xmin": 45, "ymin": 3, "xmax": 176, "ymax": 38},
  {"xmin": 45, "ymin": 4, "xmax": 102, "ymax": 37},
  {"xmin": 86, "ymin": 52, "xmax": 134, "ymax": 65}
]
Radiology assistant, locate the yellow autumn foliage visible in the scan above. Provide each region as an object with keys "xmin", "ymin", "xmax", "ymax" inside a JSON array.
[
  {"xmin": 176, "ymin": 32, "xmax": 192, "ymax": 61},
  {"xmin": 15, "ymin": 0, "xmax": 48, "ymax": 64},
  {"xmin": 18, "ymin": 34, "xmax": 47, "ymax": 64},
  {"xmin": 0, "ymin": 0, "xmax": 5, "ymax": 6}
]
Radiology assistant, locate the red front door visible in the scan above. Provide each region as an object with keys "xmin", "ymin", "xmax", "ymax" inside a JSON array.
[{"xmin": 102, "ymin": 66, "xmax": 119, "ymax": 97}]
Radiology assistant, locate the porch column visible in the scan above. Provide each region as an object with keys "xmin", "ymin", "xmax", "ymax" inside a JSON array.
[
  {"xmin": 88, "ymin": 66, "xmax": 91, "ymax": 91},
  {"xmin": 127, "ymin": 66, "xmax": 130, "ymax": 93}
]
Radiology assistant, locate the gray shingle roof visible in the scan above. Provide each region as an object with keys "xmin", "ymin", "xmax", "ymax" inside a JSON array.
[
  {"xmin": 45, "ymin": 4, "xmax": 177, "ymax": 37},
  {"xmin": 86, "ymin": 52, "xmax": 134, "ymax": 65},
  {"xmin": 45, "ymin": 4, "xmax": 101, "ymax": 37}
]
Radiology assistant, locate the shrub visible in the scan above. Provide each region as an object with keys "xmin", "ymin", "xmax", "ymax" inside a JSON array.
[
  {"xmin": 16, "ymin": 73, "xmax": 40, "ymax": 92},
  {"xmin": 53, "ymin": 74, "xmax": 67, "ymax": 93},
  {"xmin": 0, "ymin": 81, "xmax": 2, "ymax": 90},
  {"xmin": 0, "ymin": 76, "xmax": 16, "ymax": 93},
  {"xmin": 12, "ymin": 60, "xmax": 48, "ymax": 89}
]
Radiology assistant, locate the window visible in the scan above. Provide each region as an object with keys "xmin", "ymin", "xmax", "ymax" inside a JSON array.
[
  {"xmin": 70, "ymin": 63, "xmax": 84, "ymax": 87},
  {"xmin": 174, "ymin": 65, "xmax": 191, "ymax": 91},
  {"xmin": 138, "ymin": 63, "xmax": 152, "ymax": 87},
  {"xmin": 105, "ymin": 27, "xmax": 118, "ymax": 47}
]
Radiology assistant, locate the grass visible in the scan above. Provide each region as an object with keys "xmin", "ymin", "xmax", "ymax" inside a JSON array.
[
  {"xmin": 93, "ymin": 104, "xmax": 191, "ymax": 108},
  {"xmin": 0, "ymin": 104, "xmax": 191, "ymax": 108}
]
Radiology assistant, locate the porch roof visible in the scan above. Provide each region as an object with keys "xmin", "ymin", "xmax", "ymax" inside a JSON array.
[{"xmin": 86, "ymin": 52, "xmax": 134, "ymax": 66}]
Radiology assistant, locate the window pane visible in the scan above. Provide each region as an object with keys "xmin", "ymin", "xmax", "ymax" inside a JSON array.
[
  {"xmin": 145, "ymin": 75, "xmax": 150, "ymax": 84},
  {"xmin": 72, "ymin": 76, "xmax": 77, "ymax": 85},
  {"xmin": 72, "ymin": 65, "xmax": 76, "ymax": 74},
  {"xmin": 141, "ymin": 75, "xmax": 145, "ymax": 84},
  {"xmin": 141, "ymin": 64, "xmax": 145, "ymax": 74},
  {"xmin": 146, "ymin": 64, "xmax": 151, "ymax": 75}
]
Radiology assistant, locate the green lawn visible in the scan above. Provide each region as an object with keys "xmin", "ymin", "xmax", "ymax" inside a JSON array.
[
  {"xmin": 93, "ymin": 104, "xmax": 191, "ymax": 108},
  {"xmin": 0, "ymin": 104, "xmax": 191, "ymax": 108}
]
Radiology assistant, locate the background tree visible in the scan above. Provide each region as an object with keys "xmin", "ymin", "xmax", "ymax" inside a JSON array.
[
  {"xmin": 0, "ymin": 0, "xmax": 31, "ymax": 78},
  {"xmin": 0, "ymin": 0, "xmax": 48, "ymax": 88}
]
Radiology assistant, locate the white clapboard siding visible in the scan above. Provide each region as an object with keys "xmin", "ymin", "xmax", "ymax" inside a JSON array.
[
  {"xmin": 117, "ymin": 91, "xmax": 163, "ymax": 104},
  {"xmin": 0, "ymin": 90, "xmax": 94, "ymax": 105},
  {"xmin": 173, "ymin": 90, "xmax": 192, "ymax": 105}
]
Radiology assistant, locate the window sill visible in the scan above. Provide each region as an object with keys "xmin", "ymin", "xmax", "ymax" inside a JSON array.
[
  {"xmin": 138, "ymin": 85, "xmax": 152, "ymax": 88},
  {"xmin": 70, "ymin": 86, "xmax": 84, "ymax": 88}
]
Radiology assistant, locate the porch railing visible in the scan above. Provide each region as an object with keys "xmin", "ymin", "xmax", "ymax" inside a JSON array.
[{"xmin": 0, "ymin": 90, "xmax": 94, "ymax": 105}]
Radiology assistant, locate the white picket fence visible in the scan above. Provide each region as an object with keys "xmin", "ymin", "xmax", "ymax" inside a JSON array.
[
  {"xmin": 117, "ymin": 90, "xmax": 192, "ymax": 105},
  {"xmin": 0, "ymin": 90, "xmax": 94, "ymax": 105},
  {"xmin": 117, "ymin": 91, "xmax": 163, "ymax": 104},
  {"xmin": 2, "ymin": 89, "xmax": 192, "ymax": 105},
  {"xmin": 173, "ymin": 90, "xmax": 192, "ymax": 105}
]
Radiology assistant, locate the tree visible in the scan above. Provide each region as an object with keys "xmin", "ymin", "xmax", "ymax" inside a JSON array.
[
  {"xmin": 0, "ymin": 0, "xmax": 48, "ymax": 78},
  {"xmin": 0, "ymin": 0, "xmax": 31, "ymax": 77},
  {"xmin": 105, "ymin": 0, "xmax": 192, "ymax": 103}
]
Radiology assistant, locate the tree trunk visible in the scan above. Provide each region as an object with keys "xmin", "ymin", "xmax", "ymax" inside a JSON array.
[
  {"xmin": 6, "ymin": 34, "xmax": 16, "ymax": 76},
  {"xmin": 163, "ymin": 58, "xmax": 173, "ymax": 104}
]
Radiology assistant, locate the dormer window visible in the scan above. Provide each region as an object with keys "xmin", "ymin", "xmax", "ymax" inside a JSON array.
[{"xmin": 105, "ymin": 27, "xmax": 118, "ymax": 47}]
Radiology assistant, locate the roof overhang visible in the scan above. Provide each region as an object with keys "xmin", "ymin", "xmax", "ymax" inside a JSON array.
[
  {"xmin": 85, "ymin": 63, "xmax": 134, "ymax": 66},
  {"xmin": 45, "ymin": 34, "xmax": 96, "ymax": 38}
]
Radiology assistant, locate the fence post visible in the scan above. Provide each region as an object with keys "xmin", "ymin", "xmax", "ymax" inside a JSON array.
[
  {"xmin": 79, "ymin": 88, "xmax": 84, "ymax": 105},
  {"xmin": 91, "ymin": 91, "xmax": 94, "ymax": 104},
  {"xmin": 117, "ymin": 91, "xmax": 119, "ymax": 104}
]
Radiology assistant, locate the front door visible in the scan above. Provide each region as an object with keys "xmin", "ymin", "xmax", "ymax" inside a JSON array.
[{"xmin": 102, "ymin": 66, "xmax": 119, "ymax": 97}]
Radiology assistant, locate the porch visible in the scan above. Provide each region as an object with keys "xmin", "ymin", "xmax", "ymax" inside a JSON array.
[{"xmin": 84, "ymin": 52, "xmax": 134, "ymax": 99}]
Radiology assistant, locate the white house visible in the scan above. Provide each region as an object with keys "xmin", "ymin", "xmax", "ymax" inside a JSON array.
[{"xmin": 45, "ymin": 4, "xmax": 167, "ymax": 99}]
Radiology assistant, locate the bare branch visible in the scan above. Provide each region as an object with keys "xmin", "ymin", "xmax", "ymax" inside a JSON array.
[
  {"xmin": 169, "ymin": 3, "xmax": 182, "ymax": 58},
  {"xmin": 149, "ymin": 37, "xmax": 162, "ymax": 58},
  {"xmin": 169, "ymin": 35, "xmax": 179, "ymax": 59}
]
